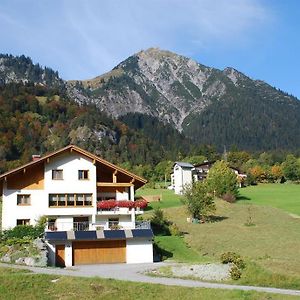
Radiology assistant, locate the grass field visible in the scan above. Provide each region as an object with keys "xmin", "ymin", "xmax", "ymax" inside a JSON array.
[
  {"xmin": 138, "ymin": 184, "xmax": 300, "ymax": 289},
  {"xmin": 154, "ymin": 235, "xmax": 209, "ymax": 263},
  {"xmin": 238, "ymin": 183, "xmax": 300, "ymax": 216},
  {"xmin": 136, "ymin": 188, "xmax": 183, "ymax": 210},
  {"xmin": 0, "ymin": 267, "xmax": 297, "ymax": 300},
  {"xmin": 163, "ymin": 200, "xmax": 300, "ymax": 289}
]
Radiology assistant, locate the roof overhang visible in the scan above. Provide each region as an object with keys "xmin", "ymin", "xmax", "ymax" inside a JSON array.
[{"xmin": 0, "ymin": 145, "xmax": 147, "ymax": 194}]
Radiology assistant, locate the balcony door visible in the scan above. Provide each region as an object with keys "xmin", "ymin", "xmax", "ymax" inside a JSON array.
[{"xmin": 73, "ymin": 217, "xmax": 89, "ymax": 231}]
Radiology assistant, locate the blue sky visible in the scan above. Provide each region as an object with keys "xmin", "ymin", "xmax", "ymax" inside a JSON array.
[{"xmin": 1, "ymin": 0, "xmax": 299, "ymax": 98}]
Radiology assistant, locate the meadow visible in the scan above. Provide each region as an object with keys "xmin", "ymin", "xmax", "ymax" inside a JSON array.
[
  {"xmin": 140, "ymin": 183, "xmax": 300, "ymax": 289},
  {"xmin": 238, "ymin": 183, "xmax": 300, "ymax": 216},
  {"xmin": 0, "ymin": 267, "xmax": 297, "ymax": 300}
]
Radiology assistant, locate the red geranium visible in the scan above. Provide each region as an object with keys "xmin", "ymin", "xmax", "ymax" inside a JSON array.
[
  {"xmin": 117, "ymin": 200, "xmax": 135, "ymax": 208},
  {"xmin": 97, "ymin": 199, "xmax": 117, "ymax": 209},
  {"xmin": 134, "ymin": 199, "xmax": 148, "ymax": 209}
]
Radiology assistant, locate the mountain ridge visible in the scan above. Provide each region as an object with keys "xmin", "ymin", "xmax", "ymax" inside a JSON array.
[{"xmin": 1, "ymin": 49, "xmax": 300, "ymax": 151}]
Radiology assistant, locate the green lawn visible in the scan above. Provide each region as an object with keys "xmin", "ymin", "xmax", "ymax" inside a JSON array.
[
  {"xmin": 0, "ymin": 267, "xmax": 297, "ymax": 300},
  {"xmin": 163, "ymin": 200, "xmax": 300, "ymax": 289},
  {"xmin": 238, "ymin": 183, "xmax": 300, "ymax": 216},
  {"xmin": 154, "ymin": 235, "xmax": 209, "ymax": 263},
  {"xmin": 136, "ymin": 188, "xmax": 183, "ymax": 210}
]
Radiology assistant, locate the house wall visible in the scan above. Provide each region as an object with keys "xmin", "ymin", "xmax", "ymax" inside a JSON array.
[
  {"xmin": 173, "ymin": 165, "xmax": 193, "ymax": 195},
  {"xmin": 2, "ymin": 152, "xmax": 97, "ymax": 230},
  {"xmin": 126, "ymin": 239, "xmax": 153, "ymax": 263}
]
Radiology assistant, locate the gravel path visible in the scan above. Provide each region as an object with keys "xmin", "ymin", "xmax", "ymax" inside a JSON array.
[
  {"xmin": 1, "ymin": 262, "xmax": 300, "ymax": 297},
  {"xmin": 169, "ymin": 263, "xmax": 232, "ymax": 281}
]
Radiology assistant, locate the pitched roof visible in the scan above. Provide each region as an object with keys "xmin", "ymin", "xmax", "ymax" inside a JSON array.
[
  {"xmin": 174, "ymin": 161, "xmax": 194, "ymax": 168},
  {"xmin": 0, "ymin": 145, "xmax": 147, "ymax": 186}
]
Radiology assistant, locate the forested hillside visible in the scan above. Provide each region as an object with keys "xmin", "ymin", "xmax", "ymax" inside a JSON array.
[
  {"xmin": 69, "ymin": 48, "xmax": 300, "ymax": 151},
  {"xmin": 1, "ymin": 52, "xmax": 300, "ymax": 180},
  {"xmin": 0, "ymin": 82, "xmax": 191, "ymax": 174}
]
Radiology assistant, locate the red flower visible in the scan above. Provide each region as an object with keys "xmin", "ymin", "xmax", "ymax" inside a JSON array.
[
  {"xmin": 134, "ymin": 199, "xmax": 148, "ymax": 209},
  {"xmin": 117, "ymin": 200, "xmax": 135, "ymax": 208},
  {"xmin": 97, "ymin": 199, "xmax": 148, "ymax": 210}
]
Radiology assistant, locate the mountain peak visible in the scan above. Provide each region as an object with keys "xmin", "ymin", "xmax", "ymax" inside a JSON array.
[{"xmin": 136, "ymin": 47, "xmax": 178, "ymax": 60}]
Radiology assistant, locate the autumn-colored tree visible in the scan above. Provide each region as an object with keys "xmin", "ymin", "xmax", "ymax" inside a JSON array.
[
  {"xmin": 249, "ymin": 165, "xmax": 265, "ymax": 182},
  {"xmin": 270, "ymin": 165, "xmax": 283, "ymax": 181}
]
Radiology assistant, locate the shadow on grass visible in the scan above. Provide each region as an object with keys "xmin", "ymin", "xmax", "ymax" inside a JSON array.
[
  {"xmin": 206, "ymin": 215, "xmax": 228, "ymax": 223},
  {"xmin": 153, "ymin": 243, "xmax": 173, "ymax": 262},
  {"xmin": 236, "ymin": 195, "xmax": 251, "ymax": 201}
]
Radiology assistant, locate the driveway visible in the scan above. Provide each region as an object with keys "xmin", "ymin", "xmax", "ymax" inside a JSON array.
[{"xmin": 1, "ymin": 262, "xmax": 300, "ymax": 297}]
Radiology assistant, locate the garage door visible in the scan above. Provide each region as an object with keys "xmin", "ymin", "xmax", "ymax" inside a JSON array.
[{"xmin": 73, "ymin": 240, "xmax": 126, "ymax": 265}]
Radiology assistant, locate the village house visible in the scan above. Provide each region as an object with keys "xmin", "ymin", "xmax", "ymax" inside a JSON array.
[
  {"xmin": 171, "ymin": 161, "xmax": 246, "ymax": 194},
  {"xmin": 0, "ymin": 145, "xmax": 153, "ymax": 267}
]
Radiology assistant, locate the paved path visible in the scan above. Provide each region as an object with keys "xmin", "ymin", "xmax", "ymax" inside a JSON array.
[{"xmin": 1, "ymin": 262, "xmax": 300, "ymax": 297}]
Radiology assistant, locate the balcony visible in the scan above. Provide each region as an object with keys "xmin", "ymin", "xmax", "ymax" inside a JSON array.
[
  {"xmin": 47, "ymin": 221, "xmax": 90, "ymax": 232},
  {"xmin": 46, "ymin": 220, "xmax": 151, "ymax": 231},
  {"xmin": 97, "ymin": 199, "xmax": 147, "ymax": 215}
]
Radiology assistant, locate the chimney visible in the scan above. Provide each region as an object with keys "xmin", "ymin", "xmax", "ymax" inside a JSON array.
[{"xmin": 32, "ymin": 155, "xmax": 41, "ymax": 162}]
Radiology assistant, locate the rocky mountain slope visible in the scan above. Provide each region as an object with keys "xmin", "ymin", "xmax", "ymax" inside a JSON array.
[
  {"xmin": 0, "ymin": 54, "xmax": 64, "ymax": 89},
  {"xmin": 67, "ymin": 48, "xmax": 300, "ymax": 150},
  {"xmin": 1, "ymin": 49, "xmax": 300, "ymax": 152}
]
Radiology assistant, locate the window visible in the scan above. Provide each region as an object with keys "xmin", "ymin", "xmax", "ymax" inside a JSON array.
[
  {"xmin": 49, "ymin": 194, "xmax": 93, "ymax": 207},
  {"xmin": 49, "ymin": 194, "xmax": 58, "ymax": 206},
  {"xmin": 17, "ymin": 219, "xmax": 30, "ymax": 226},
  {"xmin": 108, "ymin": 218, "xmax": 119, "ymax": 229},
  {"xmin": 58, "ymin": 194, "xmax": 66, "ymax": 206},
  {"xmin": 52, "ymin": 169, "xmax": 63, "ymax": 180},
  {"xmin": 17, "ymin": 194, "xmax": 31, "ymax": 206},
  {"xmin": 85, "ymin": 194, "xmax": 92, "ymax": 206},
  {"xmin": 48, "ymin": 218, "xmax": 57, "ymax": 231},
  {"xmin": 78, "ymin": 170, "xmax": 89, "ymax": 180},
  {"xmin": 67, "ymin": 194, "xmax": 75, "ymax": 206},
  {"xmin": 76, "ymin": 194, "xmax": 84, "ymax": 206}
]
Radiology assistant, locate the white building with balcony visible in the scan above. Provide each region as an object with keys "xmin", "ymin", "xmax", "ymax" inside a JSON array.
[{"xmin": 0, "ymin": 145, "xmax": 153, "ymax": 267}]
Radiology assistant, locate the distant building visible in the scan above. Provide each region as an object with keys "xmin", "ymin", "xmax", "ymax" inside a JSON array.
[
  {"xmin": 170, "ymin": 161, "xmax": 247, "ymax": 194},
  {"xmin": 170, "ymin": 162, "xmax": 194, "ymax": 195}
]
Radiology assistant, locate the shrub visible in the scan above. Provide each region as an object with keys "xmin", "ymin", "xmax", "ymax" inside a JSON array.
[
  {"xmin": 234, "ymin": 257, "xmax": 246, "ymax": 269},
  {"xmin": 169, "ymin": 223, "xmax": 182, "ymax": 237},
  {"xmin": 221, "ymin": 252, "xmax": 245, "ymax": 269},
  {"xmin": 221, "ymin": 251, "xmax": 246, "ymax": 280},
  {"xmin": 220, "ymin": 252, "xmax": 240, "ymax": 264},
  {"xmin": 36, "ymin": 215, "xmax": 47, "ymax": 229},
  {"xmin": 151, "ymin": 208, "xmax": 170, "ymax": 235},
  {"xmin": 2, "ymin": 225, "xmax": 43, "ymax": 240},
  {"xmin": 222, "ymin": 193, "xmax": 236, "ymax": 203},
  {"xmin": 230, "ymin": 265, "xmax": 242, "ymax": 280}
]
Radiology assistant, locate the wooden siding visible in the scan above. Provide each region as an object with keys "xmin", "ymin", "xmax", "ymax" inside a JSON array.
[
  {"xmin": 97, "ymin": 186, "xmax": 126, "ymax": 193},
  {"xmin": 7, "ymin": 163, "xmax": 44, "ymax": 190},
  {"xmin": 73, "ymin": 240, "xmax": 126, "ymax": 265},
  {"xmin": 55, "ymin": 244, "xmax": 65, "ymax": 267}
]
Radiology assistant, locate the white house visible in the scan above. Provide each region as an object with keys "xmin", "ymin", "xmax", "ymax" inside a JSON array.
[
  {"xmin": 171, "ymin": 161, "xmax": 247, "ymax": 194},
  {"xmin": 170, "ymin": 162, "xmax": 194, "ymax": 195},
  {"xmin": 0, "ymin": 145, "xmax": 153, "ymax": 267}
]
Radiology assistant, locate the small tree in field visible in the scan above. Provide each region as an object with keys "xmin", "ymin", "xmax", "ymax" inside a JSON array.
[
  {"xmin": 182, "ymin": 181, "xmax": 215, "ymax": 221},
  {"xmin": 206, "ymin": 160, "xmax": 239, "ymax": 198}
]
